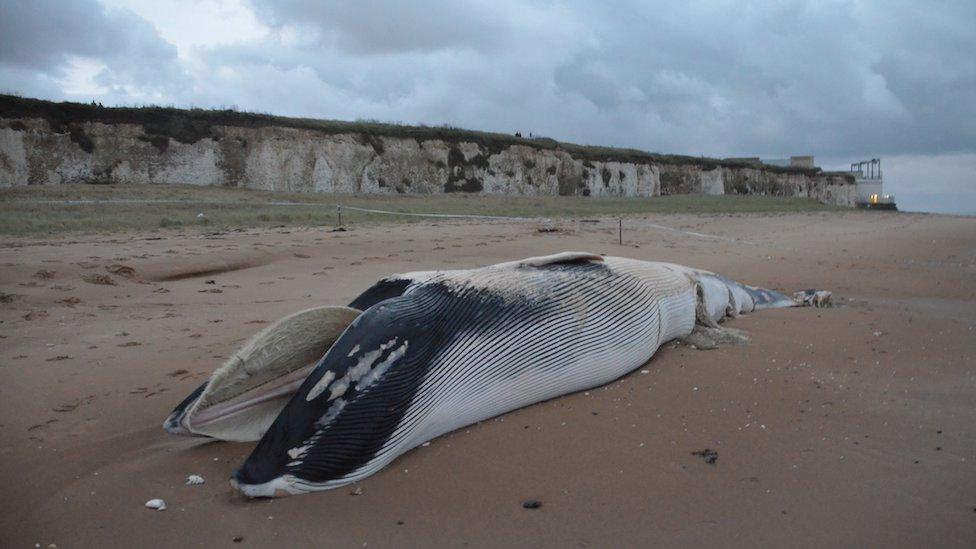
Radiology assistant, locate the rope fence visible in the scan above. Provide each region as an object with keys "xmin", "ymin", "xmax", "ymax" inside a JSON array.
[
  {"xmin": 26, "ymin": 199, "xmax": 540, "ymax": 221},
  {"xmin": 19, "ymin": 198, "xmax": 738, "ymax": 242}
]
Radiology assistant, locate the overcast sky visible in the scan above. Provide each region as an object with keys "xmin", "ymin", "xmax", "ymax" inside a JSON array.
[{"xmin": 1, "ymin": 0, "xmax": 973, "ymax": 213}]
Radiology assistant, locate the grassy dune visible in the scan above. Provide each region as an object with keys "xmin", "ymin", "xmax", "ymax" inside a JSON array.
[{"xmin": 0, "ymin": 184, "xmax": 838, "ymax": 236}]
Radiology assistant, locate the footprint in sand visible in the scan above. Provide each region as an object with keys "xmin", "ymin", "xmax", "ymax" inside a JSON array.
[
  {"xmin": 294, "ymin": 253, "xmax": 311, "ymax": 258},
  {"xmin": 106, "ymin": 264, "xmax": 139, "ymax": 281},
  {"xmin": 0, "ymin": 292, "xmax": 18, "ymax": 303},
  {"xmin": 117, "ymin": 341, "xmax": 141, "ymax": 347},
  {"xmin": 32, "ymin": 270, "xmax": 55, "ymax": 280},
  {"xmin": 23, "ymin": 310, "xmax": 49, "ymax": 321},
  {"xmin": 82, "ymin": 274, "xmax": 117, "ymax": 286},
  {"xmin": 57, "ymin": 297, "xmax": 82, "ymax": 307},
  {"xmin": 53, "ymin": 396, "xmax": 94, "ymax": 412},
  {"xmin": 27, "ymin": 419, "xmax": 58, "ymax": 431}
]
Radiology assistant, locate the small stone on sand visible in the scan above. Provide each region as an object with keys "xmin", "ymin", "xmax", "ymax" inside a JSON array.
[{"xmin": 145, "ymin": 498, "xmax": 167, "ymax": 511}]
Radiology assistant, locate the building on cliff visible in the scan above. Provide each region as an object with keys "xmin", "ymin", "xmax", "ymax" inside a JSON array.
[
  {"xmin": 851, "ymin": 158, "xmax": 896, "ymax": 210},
  {"xmin": 760, "ymin": 156, "xmax": 816, "ymax": 169},
  {"xmin": 0, "ymin": 95, "xmax": 858, "ymax": 207}
]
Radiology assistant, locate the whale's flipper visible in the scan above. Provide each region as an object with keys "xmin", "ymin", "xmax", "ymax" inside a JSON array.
[
  {"xmin": 233, "ymin": 287, "xmax": 445, "ymax": 497},
  {"xmin": 164, "ymin": 306, "xmax": 361, "ymax": 441}
]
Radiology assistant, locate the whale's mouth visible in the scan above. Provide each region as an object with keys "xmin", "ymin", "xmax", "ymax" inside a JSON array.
[
  {"xmin": 188, "ymin": 365, "xmax": 314, "ymax": 428},
  {"xmin": 165, "ymin": 306, "xmax": 362, "ymax": 442}
]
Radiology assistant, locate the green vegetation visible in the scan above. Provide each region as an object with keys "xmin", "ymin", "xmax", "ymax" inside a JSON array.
[
  {"xmin": 0, "ymin": 184, "xmax": 837, "ymax": 237},
  {"xmin": 0, "ymin": 94, "xmax": 820, "ymax": 173}
]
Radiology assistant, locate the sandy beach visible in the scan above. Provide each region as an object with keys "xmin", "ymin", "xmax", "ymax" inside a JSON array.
[{"xmin": 1, "ymin": 210, "xmax": 974, "ymax": 547}]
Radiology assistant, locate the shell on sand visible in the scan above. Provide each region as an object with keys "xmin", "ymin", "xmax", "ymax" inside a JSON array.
[
  {"xmin": 145, "ymin": 499, "xmax": 167, "ymax": 511},
  {"xmin": 186, "ymin": 475, "xmax": 205, "ymax": 485}
]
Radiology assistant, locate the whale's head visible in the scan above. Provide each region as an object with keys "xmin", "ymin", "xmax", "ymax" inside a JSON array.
[{"xmin": 162, "ymin": 306, "xmax": 361, "ymax": 442}]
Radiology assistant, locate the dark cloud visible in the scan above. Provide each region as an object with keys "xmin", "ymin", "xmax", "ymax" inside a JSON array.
[
  {"xmin": 249, "ymin": 0, "xmax": 515, "ymax": 55},
  {"xmin": 0, "ymin": 0, "xmax": 973, "ymax": 161},
  {"xmin": 0, "ymin": 0, "xmax": 182, "ymax": 99}
]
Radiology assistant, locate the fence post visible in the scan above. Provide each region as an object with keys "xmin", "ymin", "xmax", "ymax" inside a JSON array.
[
  {"xmin": 337, "ymin": 204, "xmax": 342, "ymax": 228},
  {"xmin": 618, "ymin": 218, "xmax": 622, "ymax": 246}
]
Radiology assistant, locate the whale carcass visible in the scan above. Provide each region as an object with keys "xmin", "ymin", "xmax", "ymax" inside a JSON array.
[{"xmin": 164, "ymin": 252, "xmax": 830, "ymax": 497}]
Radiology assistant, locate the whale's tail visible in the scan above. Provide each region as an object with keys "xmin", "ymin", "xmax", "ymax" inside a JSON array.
[
  {"xmin": 680, "ymin": 268, "xmax": 831, "ymax": 328},
  {"xmin": 792, "ymin": 289, "xmax": 833, "ymax": 308}
]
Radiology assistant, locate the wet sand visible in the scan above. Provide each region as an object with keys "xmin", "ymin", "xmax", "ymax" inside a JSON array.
[{"xmin": 1, "ymin": 211, "xmax": 974, "ymax": 547}]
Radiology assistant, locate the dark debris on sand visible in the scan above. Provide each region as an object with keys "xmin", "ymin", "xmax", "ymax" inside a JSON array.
[{"xmin": 692, "ymin": 448, "xmax": 719, "ymax": 465}]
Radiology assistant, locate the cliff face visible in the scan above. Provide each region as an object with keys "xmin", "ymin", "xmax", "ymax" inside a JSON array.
[{"xmin": 0, "ymin": 104, "xmax": 856, "ymax": 206}]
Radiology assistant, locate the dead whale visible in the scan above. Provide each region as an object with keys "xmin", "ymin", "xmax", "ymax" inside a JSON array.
[{"xmin": 164, "ymin": 252, "xmax": 829, "ymax": 497}]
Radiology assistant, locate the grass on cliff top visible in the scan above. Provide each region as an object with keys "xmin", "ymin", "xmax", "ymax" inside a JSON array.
[
  {"xmin": 1, "ymin": 94, "xmax": 824, "ymax": 174},
  {"xmin": 0, "ymin": 184, "xmax": 838, "ymax": 237}
]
